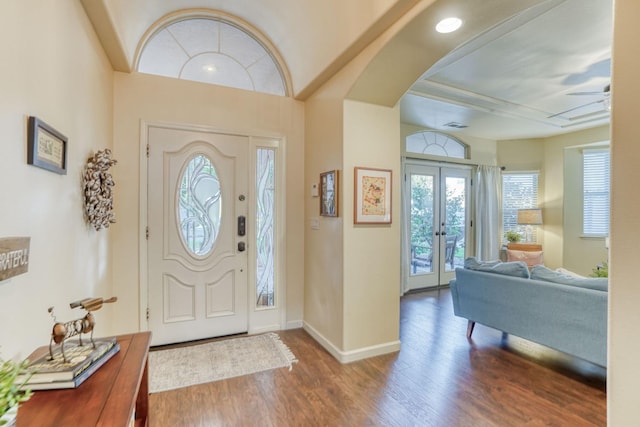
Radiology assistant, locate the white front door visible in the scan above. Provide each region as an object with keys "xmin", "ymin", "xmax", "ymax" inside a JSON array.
[{"xmin": 147, "ymin": 125, "xmax": 248, "ymax": 346}]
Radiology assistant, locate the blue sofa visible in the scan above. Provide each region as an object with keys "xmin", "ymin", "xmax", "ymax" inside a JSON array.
[{"xmin": 449, "ymin": 261, "xmax": 607, "ymax": 367}]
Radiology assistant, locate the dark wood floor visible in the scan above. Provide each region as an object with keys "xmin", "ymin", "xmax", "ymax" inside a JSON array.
[{"xmin": 149, "ymin": 288, "xmax": 606, "ymax": 426}]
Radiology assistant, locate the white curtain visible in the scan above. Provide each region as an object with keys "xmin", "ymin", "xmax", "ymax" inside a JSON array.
[{"xmin": 474, "ymin": 165, "xmax": 502, "ymax": 261}]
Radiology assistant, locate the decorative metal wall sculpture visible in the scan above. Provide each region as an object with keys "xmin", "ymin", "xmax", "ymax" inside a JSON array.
[{"xmin": 83, "ymin": 149, "xmax": 117, "ymax": 231}]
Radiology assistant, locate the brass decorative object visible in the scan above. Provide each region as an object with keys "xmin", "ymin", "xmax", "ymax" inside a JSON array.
[{"xmin": 48, "ymin": 296, "xmax": 117, "ymax": 362}]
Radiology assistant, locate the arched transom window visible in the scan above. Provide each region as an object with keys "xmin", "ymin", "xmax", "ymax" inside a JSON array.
[
  {"xmin": 406, "ymin": 131, "xmax": 469, "ymax": 159},
  {"xmin": 137, "ymin": 18, "xmax": 288, "ymax": 96}
]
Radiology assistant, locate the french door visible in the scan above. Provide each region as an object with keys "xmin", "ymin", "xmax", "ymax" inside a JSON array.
[
  {"xmin": 404, "ymin": 162, "xmax": 471, "ymax": 290},
  {"xmin": 147, "ymin": 125, "xmax": 249, "ymax": 346}
]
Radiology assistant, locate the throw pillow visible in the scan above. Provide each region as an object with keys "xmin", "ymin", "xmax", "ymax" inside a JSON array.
[
  {"xmin": 507, "ymin": 249, "xmax": 544, "ymax": 267},
  {"xmin": 530, "ymin": 265, "xmax": 608, "ymax": 291},
  {"xmin": 463, "ymin": 257, "xmax": 530, "ymax": 279}
]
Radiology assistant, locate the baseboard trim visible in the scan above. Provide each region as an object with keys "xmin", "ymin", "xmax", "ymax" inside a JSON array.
[
  {"xmin": 303, "ymin": 322, "xmax": 401, "ymax": 364},
  {"xmin": 286, "ymin": 320, "xmax": 303, "ymax": 329},
  {"xmin": 249, "ymin": 320, "xmax": 302, "ymax": 335},
  {"xmin": 249, "ymin": 324, "xmax": 280, "ymax": 335}
]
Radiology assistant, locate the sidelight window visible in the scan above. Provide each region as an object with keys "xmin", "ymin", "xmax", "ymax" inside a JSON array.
[{"xmin": 256, "ymin": 148, "xmax": 275, "ymax": 307}]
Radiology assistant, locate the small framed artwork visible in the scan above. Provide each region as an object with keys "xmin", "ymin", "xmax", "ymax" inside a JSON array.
[
  {"xmin": 354, "ymin": 167, "xmax": 392, "ymax": 224},
  {"xmin": 320, "ymin": 170, "xmax": 339, "ymax": 217},
  {"xmin": 27, "ymin": 116, "xmax": 68, "ymax": 174}
]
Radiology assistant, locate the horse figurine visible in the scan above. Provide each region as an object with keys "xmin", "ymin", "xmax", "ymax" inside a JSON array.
[{"xmin": 48, "ymin": 296, "xmax": 117, "ymax": 362}]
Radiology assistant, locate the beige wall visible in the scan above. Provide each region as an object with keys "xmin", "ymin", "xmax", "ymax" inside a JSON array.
[
  {"xmin": 303, "ymin": 82, "xmax": 346, "ymax": 351},
  {"xmin": 609, "ymin": 0, "xmax": 640, "ymax": 422},
  {"xmin": 543, "ymin": 126, "xmax": 609, "ymax": 271},
  {"xmin": 343, "ymin": 100, "xmax": 401, "ymax": 353},
  {"xmin": 497, "ymin": 126, "xmax": 609, "ymax": 272},
  {"xmin": 0, "ymin": 2, "xmax": 114, "ymax": 358},
  {"xmin": 112, "ymin": 72, "xmax": 305, "ymax": 335},
  {"xmin": 303, "ymin": 17, "xmax": 407, "ymax": 361},
  {"xmin": 304, "ymin": 96, "xmax": 402, "ymax": 361},
  {"xmin": 497, "ymin": 138, "xmax": 544, "ymax": 172},
  {"xmin": 561, "ymin": 141, "xmax": 609, "ymax": 275}
]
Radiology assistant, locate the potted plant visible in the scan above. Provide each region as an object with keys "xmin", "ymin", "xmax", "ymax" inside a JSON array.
[
  {"xmin": 591, "ymin": 261, "xmax": 608, "ymax": 278},
  {"xmin": 0, "ymin": 356, "xmax": 32, "ymax": 426},
  {"xmin": 504, "ymin": 230, "xmax": 521, "ymax": 243}
]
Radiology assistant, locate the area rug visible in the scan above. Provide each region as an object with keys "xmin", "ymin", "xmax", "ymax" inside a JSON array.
[{"xmin": 148, "ymin": 332, "xmax": 297, "ymax": 393}]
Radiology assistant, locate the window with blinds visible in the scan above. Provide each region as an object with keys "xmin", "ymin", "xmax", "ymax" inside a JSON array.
[
  {"xmin": 502, "ymin": 172, "xmax": 539, "ymax": 241},
  {"xmin": 583, "ymin": 149, "xmax": 610, "ymax": 236}
]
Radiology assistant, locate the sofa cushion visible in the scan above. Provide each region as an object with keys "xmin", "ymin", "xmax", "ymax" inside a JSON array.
[
  {"xmin": 555, "ymin": 267, "xmax": 584, "ymax": 278},
  {"xmin": 464, "ymin": 257, "xmax": 500, "ymax": 269},
  {"xmin": 463, "ymin": 257, "xmax": 530, "ymax": 278},
  {"xmin": 530, "ymin": 265, "xmax": 608, "ymax": 291},
  {"xmin": 507, "ymin": 249, "xmax": 544, "ymax": 267}
]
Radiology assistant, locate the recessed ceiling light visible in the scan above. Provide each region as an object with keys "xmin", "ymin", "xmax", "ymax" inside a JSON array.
[
  {"xmin": 436, "ymin": 17, "xmax": 462, "ymax": 34},
  {"xmin": 203, "ymin": 64, "xmax": 217, "ymax": 73}
]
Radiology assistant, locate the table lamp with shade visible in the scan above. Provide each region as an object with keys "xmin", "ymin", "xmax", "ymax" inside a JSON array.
[{"xmin": 517, "ymin": 208, "xmax": 543, "ymax": 243}]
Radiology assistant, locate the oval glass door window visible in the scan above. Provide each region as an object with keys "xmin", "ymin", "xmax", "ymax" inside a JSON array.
[{"xmin": 178, "ymin": 154, "xmax": 222, "ymax": 256}]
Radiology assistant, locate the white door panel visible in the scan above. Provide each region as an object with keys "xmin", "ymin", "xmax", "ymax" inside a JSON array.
[
  {"xmin": 405, "ymin": 163, "xmax": 470, "ymax": 290},
  {"xmin": 148, "ymin": 126, "xmax": 248, "ymax": 345}
]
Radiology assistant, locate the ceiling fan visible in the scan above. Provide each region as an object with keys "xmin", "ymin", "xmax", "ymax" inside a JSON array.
[
  {"xmin": 548, "ymin": 84, "xmax": 611, "ymax": 119},
  {"xmin": 567, "ymin": 83, "xmax": 610, "ymax": 97}
]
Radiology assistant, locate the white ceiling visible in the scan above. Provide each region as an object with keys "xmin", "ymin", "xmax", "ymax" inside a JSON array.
[
  {"xmin": 401, "ymin": 0, "xmax": 612, "ymax": 140},
  {"xmin": 80, "ymin": 0, "xmax": 413, "ymax": 97},
  {"xmin": 83, "ymin": 0, "xmax": 612, "ymax": 141}
]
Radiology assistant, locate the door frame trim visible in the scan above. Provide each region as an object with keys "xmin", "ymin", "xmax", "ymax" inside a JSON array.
[
  {"xmin": 401, "ymin": 158, "xmax": 473, "ymax": 293},
  {"xmin": 138, "ymin": 120, "xmax": 287, "ymax": 334}
]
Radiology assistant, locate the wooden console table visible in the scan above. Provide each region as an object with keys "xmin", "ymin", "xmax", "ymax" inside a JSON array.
[{"xmin": 18, "ymin": 332, "xmax": 151, "ymax": 427}]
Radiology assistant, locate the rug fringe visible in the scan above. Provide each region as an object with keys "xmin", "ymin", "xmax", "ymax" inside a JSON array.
[{"xmin": 267, "ymin": 332, "xmax": 298, "ymax": 370}]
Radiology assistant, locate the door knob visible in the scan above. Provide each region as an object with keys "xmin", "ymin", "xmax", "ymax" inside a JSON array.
[{"xmin": 238, "ymin": 242, "xmax": 246, "ymax": 252}]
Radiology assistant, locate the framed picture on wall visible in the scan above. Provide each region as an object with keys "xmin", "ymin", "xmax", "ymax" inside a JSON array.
[
  {"xmin": 320, "ymin": 170, "xmax": 339, "ymax": 217},
  {"xmin": 354, "ymin": 167, "xmax": 392, "ymax": 224},
  {"xmin": 27, "ymin": 116, "xmax": 68, "ymax": 175}
]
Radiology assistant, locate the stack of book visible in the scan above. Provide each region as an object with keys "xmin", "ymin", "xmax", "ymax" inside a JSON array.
[{"xmin": 19, "ymin": 337, "xmax": 120, "ymax": 390}]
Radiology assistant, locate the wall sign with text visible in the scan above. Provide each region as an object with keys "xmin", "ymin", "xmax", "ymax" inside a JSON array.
[{"xmin": 0, "ymin": 237, "xmax": 30, "ymax": 281}]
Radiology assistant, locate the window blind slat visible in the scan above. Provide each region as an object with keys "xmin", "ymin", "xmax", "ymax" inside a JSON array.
[{"xmin": 502, "ymin": 173, "xmax": 539, "ymax": 241}]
